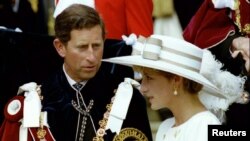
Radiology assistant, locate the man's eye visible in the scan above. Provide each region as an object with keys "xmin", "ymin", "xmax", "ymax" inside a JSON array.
[
  {"xmin": 92, "ymin": 44, "xmax": 101, "ymax": 48},
  {"xmin": 78, "ymin": 45, "xmax": 88, "ymax": 49}
]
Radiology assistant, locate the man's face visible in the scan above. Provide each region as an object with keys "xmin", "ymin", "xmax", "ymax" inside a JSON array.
[{"xmin": 56, "ymin": 25, "xmax": 104, "ymax": 82}]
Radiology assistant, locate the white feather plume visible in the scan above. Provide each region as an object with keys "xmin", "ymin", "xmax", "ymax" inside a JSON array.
[{"xmin": 199, "ymin": 50, "xmax": 246, "ymax": 122}]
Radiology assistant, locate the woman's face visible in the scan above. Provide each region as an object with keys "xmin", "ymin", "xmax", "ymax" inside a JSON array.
[{"xmin": 140, "ymin": 68, "xmax": 174, "ymax": 110}]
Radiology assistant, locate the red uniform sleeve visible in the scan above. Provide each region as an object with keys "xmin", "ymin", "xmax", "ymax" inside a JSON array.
[
  {"xmin": 95, "ymin": 0, "xmax": 153, "ymax": 39},
  {"xmin": 125, "ymin": 0, "xmax": 153, "ymax": 38}
]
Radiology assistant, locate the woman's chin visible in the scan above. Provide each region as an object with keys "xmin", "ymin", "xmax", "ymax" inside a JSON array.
[{"xmin": 150, "ymin": 105, "xmax": 160, "ymax": 110}]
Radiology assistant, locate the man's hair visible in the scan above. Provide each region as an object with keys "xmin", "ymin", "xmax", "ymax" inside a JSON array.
[{"xmin": 54, "ymin": 4, "xmax": 105, "ymax": 44}]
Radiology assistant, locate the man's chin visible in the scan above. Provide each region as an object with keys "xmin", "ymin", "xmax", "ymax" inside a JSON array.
[{"xmin": 80, "ymin": 72, "xmax": 97, "ymax": 80}]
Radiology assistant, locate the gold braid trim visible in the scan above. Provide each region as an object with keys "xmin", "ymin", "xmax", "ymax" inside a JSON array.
[
  {"xmin": 93, "ymin": 90, "xmax": 116, "ymax": 141},
  {"xmin": 92, "ymin": 88, "xmax": 148, "ymax": 141},
  {"xmin": 234, "ymin": 0, "xmax": 250, "ymax": 35}
]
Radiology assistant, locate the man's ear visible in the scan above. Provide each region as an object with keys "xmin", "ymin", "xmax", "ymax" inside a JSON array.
[{"xmin": 53, "ymin": 38, "xmax": 66, "ymax": 57}]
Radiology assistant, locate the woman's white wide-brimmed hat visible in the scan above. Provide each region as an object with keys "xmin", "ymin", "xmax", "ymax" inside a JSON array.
[{"xmin": 103, "ymin": 35, "xmax": 245, "ymax": 100}]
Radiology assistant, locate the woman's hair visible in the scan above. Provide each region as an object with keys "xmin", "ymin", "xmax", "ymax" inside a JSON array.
[
  {"xmin": 134, "ymin": 66, "xmax": 203, "ymax": 94},
  {"xmin": 54, "ymin": 4, "xmax": 106, "ymax": 44}
]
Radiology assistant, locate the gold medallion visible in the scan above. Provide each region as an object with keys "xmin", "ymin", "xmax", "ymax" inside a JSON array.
[
  {"xmin": 93, "ymin": 136, "xmax": 104, "ymax": 141},
  {"xmin": 37, "ymin": 128, "xmax": 47, "ymax": 139},
  {"xmin": 113, "ymin": 128, "xmax": 148, "ymax": 141}
]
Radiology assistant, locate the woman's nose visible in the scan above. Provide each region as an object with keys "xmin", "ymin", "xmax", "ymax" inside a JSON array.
[{"xmin": 139, "ymin": 83, "xmax": 147, "ymax": 96}]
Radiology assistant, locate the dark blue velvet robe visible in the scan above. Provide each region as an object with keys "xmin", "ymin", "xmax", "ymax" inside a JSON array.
[{"xmin": 41, "ymin": 64, "xmax": 153, "ymax": 141}]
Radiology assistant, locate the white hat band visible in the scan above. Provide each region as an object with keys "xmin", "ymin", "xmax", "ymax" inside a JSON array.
[{"xmin": 134, "ymin": 37, "xmax": 202, "ymax": 73}]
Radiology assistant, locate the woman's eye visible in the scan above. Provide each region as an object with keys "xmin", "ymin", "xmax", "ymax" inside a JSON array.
[{"xmin": 146, "ymin": 75, "xmax": 153, "ymax": 80}]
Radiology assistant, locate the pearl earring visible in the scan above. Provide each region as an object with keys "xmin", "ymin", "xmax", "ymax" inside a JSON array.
[
  {"xmin": 174, "ymin": 86, "xmax": 178, "ymax": 96},
  {"xmin": 174, "ymin": 90, "xmax": 178, "ymax": 96}
]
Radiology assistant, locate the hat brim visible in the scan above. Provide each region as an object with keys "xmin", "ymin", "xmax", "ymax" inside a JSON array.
[{"xmin": 103, "ymin": 55, "xmax": 225, "ymax": 98}]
